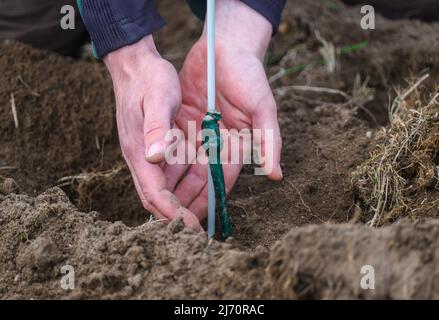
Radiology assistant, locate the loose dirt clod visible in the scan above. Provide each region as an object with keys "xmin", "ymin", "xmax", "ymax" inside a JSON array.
[
  {"xmin": 268, "ymin": 219, "xmax": 439, "ymax": 299},
  {"xmin": 0, "ymin": 177, "xmax": 19, "ymax": 195},
  {"xmin": 168, "ymin": 217, "xmax": 185, "ymax": 234}
]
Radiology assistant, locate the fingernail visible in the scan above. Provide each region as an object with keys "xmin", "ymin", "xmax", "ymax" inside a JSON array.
[{"xmin": 146, "ymin": 142, "xmax": 165, "ymax": 163}]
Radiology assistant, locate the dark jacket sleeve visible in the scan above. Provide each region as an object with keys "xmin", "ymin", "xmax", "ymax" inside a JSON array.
[
  {"xmin": 78, "ymin": 0, "xmax": 286, "ymax": 58},
  {"xmin": 187, "ymin": 0, "xmax": 287, "ymax": 33},
  {"xmin": 77, "ymin": 0, "xmax": 165, "ymax": 58}
]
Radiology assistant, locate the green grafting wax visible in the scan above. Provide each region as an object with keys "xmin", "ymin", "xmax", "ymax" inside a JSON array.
[{"xmin": 202, "ymin": 111, "xmax": 232, "ymax": 238}]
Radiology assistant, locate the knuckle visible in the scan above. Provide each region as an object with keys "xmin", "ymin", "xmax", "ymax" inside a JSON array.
[
  {"xmin": 186, "ymin": 171, "xmax": 206, "ymax": 187},
  {"xmin": 144, "ymin": 119, "xmax": 165, "ymax": 137}
]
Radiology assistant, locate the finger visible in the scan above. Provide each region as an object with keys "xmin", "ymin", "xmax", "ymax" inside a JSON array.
[
  {"xmin": 174, "ymin": 123, "xmax": 244, "ymax": 217},
  {"xmin": 126, "ymin": 149, "xmax": 201, "ymax": 231},
  {"xmin": 143, "ymin": 91, "xmax": 181, "ymax": 164},
  {"xmin": 172, "ymin": 116, "xmax": 230, "ymax": 207},
  {"xmin": 150, "ymin": 189, "xmax": 201, "ymax": 231},
  {"xmin": 174, "ymin": 103, "xmax": 204, "ymax": 140},
  {"xmin": 164, "ymin": 163, "xmax": 190, "ymax": 191},
  {"xmin": 173, "ymin": 162, "xmax": 208, "ymax": 208},
  {"xmin": 187, "ymin": 163, "xmax": 242, "ymax": 220},
  {"xmin": 126, "ymin": 148, "xmax": 201, "ymax": 231},
  {"xmin": 163, "ymin": 138, "xmax": 196, "ymax": 191},
  {"xmin": 118, "ymin": 103, "xmax": 201, "ymax": 231},
  {"xmin": 252, "ymin": 95, "xmax": 283, "ymax": 181}
]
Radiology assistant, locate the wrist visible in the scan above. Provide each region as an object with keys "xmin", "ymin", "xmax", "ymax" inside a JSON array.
[
  {"xmin": 103, "ymin": 35, "xmax": 161, "ymax": 75},
  {"xmin": 202, "ymin": 0, "xmax": 272, "ymax": 60}
]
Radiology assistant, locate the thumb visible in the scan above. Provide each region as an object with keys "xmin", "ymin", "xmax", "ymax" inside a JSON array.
[
  {"xmin": 143, "ymin": 101, "xmax": 176, "ymax": 164},
  {"xmin": 252, "ymin": 96, "xmax": 283, "ymax": 181}
]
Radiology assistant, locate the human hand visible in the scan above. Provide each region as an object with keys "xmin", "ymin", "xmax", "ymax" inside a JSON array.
[
  {"xmin": 104, "ymin": 35, "xmax": 201, "ymax": 230},
  {"xmin": 169, "ymin": 0, "xmax": 283, "ymax": 220}
]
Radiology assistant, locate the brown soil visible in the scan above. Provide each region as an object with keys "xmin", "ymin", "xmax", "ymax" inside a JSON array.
[
  {"xmin": 1, "ymin": 0, "xmax": 439, "ymax": 299},
  {"xmin": 267, "ymin": 218, "xmax": 439, "ymax": 299},
  {"xmin": 2, "ymin": 188, "xmax": 439, "ymax": 299}
]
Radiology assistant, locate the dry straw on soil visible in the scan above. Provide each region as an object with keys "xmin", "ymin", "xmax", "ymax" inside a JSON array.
[{"xmin": 352, "ymin": 75, "xmax": 439, "ymax": 226}]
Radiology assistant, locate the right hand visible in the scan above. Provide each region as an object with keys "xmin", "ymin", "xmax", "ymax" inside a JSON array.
[{"xmin": 104, "ymin": 35, "xmax": 201, "ymax": 231}]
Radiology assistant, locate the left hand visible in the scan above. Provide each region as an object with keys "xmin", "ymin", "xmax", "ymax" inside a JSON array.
[{"xmin": 164, "ymin": 0, "xmax": 283, "ymax": 220}]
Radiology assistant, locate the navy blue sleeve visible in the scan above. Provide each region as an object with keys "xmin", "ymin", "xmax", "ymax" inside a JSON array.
[
  {"xmin": 187, "ymin": 0, "xmax": 287, "ymax": 33},
  {"xmin": 242, "ymin": 0, "xmax": 287, "ymax": 32},
  {"xmin": 77, "ymin": 0, "xmax": 165, "ymax": 58},
  {"xmin": 78, "ymin": 0, "xmax": 286, "ymax": 58}
]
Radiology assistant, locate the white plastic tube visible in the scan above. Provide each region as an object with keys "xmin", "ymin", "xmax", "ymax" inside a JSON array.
[{"xmin": 207, "ymin": 0, "xmax": 216, "ymax": 238}]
